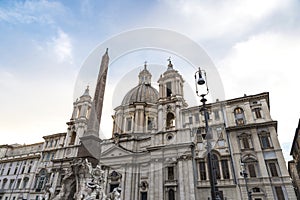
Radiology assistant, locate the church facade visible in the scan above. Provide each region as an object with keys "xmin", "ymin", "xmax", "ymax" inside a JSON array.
[{"xmin": 0, "ymin": 51, "xmax": 296, "ymax": 200}]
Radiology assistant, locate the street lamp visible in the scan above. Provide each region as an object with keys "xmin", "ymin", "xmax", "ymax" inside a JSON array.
[
  {"xmin": 240, "ymin": 161, "xmax": 252, "ymax": 200},
  {"xmin": 194, "ymin": 67, "xmax": 220, "ymax": 200}
]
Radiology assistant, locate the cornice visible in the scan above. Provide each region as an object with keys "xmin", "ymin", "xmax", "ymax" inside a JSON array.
[{"xmin": 226, "ymin": 121, "xmax": 277, "ymax": 132}]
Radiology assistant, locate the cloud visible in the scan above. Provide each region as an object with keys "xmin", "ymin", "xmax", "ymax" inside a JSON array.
[
  {"xmin": 218, "ymin": 31, "xmax": 300, "ymax": 146},
  {"xmin": 0, "ymin": 0, "xmax": 65, "ymax": 24},
  {"xmin": 51, "ymin": 29, "xmax": 73, "ymax": 63},
  {"xmin": 144, "ymin": 0, "xmax": 290, "ymax": 40}
]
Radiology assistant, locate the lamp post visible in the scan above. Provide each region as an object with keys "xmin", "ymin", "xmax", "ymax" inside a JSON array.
[
  {"xmin": 194, "ymin": 68, "xmax": 219, "ymax": 200},
  {"xmin": 240, "ymin": 161, "xmax": 252, "ymax": 200}
]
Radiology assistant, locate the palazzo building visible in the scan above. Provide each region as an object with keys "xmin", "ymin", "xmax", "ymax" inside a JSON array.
[
  {"xmin": 0, "ymin": 51, "xmax": 296, "ymax": 200},
  {"xmin": 289, "ymin": 119, "xmax": 300, "ymax": 199}
]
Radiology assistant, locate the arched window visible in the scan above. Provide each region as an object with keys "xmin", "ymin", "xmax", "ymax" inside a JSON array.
[
  {"xmin": 35, "ymin": 169, "xmax": 47, "ymax": 192},
  {"xmin": 211, "ymin": 154, "xmax": 221, "ymax": 179},
  {"xmin": 2, "ymin": 178, "xmax": 7, "ymax": 189},
  {"xmin": 168, "ymin": 188, "xmax": 175, "ymax": 200},
  {"xmin": 22, "ymin": 177, "xmax": 29, "ymax": 189},
  {"xmin": 166, "ymin": 112, "xmax": 175, "ymax": 129},
  {"xmin": 234, "ymin": 107, "xmax": 245, "ymax": 125}
]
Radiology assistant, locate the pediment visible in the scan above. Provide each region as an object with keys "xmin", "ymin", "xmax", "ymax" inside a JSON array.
[{"xmin": 101, "ymin": 145, "xmax": 132, "ymax": 158}]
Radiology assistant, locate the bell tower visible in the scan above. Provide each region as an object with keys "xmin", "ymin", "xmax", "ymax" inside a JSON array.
[{"xmin": 157, "ymin": 59, "xmax": 187, "ymax": 131}]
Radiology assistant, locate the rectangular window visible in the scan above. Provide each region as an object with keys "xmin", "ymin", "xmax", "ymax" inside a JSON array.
[
  {"xmin": 199, "ymin": 161, "xmax": 207, "ymax": 180},
  {"xmin": 195, "ymin": 127, "xmax": 203, "ymax": 142},
  {"xmin": 14, "ymin": 167, "xmax": 18, "ymax": 175},
  {"xmin": 194, "ymin": 113, "xmax": 200, "ymax": 122},
  {"xmin": 242, "ymin": 137, "xmax": 250, "ymax": 149},
  {"xmin": 275, "ymin": 186, "xmax": 285, "ymax": 200},
  {"xmin": 27, "ymin": 166, "xmax": 31, "ymax": 173},
  {"xmin": 166, "ymin": 82, "xmax": 172, "ymax": 97},
  {"xmin": 221, "ymin": 160, "xmax": 230, "ymax": 179},
  {"xmin": 189, "ymin": 116, "xmax": 193, "ymax": 124},
  {"xmin": 254, "ymin": 108, "xmax": 262, "ymax": 119},
  {"xmin": 268, "ymin": 162, "xmax": 279, "ymax": 177},
  {"xmin": 167, "ymin": 166, "xmax": 174, "ymax": 180},
  {"xmin": 214, "ymin": 110, "xmax": 220, "ymax": 120},
  {"xmin": 260, "ymin": 135, "xmax": 271, "ymax": 149},
  {"xmin": 248, "ymin": 164, "xmax": 257, "ymax": 177},
  {"xmin": 126, "ymin": 117, "xmax": 132, "ymax": 131},
  {"xmin": 15, "ymin": 179, "xmax": 21, "ymax": 189},
  {"xmin": 21, "ymin": 166, "xmax": 25, "ymax": 174},
  {"xmin": 141, "ymin": 192, "xmax": 147, "ymax": 200}
]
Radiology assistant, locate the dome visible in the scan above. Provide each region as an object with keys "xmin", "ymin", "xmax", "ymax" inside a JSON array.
[
  {"xmin": 121, "ymin": 84, "xmax": 159, "ymax": 105},
  {"xmin": 121, "ymin": 63, "xmax": 158, "ymax": 105}
]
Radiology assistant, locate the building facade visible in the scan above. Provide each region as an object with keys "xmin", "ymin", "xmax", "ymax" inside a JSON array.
[
  {"xmin": 0, "ymin": 52, "xmax": 296, "ymax": 200},
  {"xmin": 289, "ymin": 119, "xmax": 300, "ymax": 199}
]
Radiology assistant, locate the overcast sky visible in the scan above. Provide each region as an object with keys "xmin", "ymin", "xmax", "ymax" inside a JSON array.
[{"xmin": 0, "ymin": 0, "xmax": 299, "ymax": 161}]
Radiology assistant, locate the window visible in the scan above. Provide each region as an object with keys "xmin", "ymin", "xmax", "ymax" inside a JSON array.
[
  {"xmin": 239, "ymin": 133, "xmax": 253, "ymax": 150},
  {"xmin": 214, "ymin": 110, "xmax": 220, "ymax": 120},
  {"xmin": 166, "ymin": 82, "xmax": 172, "ymax": 97},
  {"xmin": 15, "ymin": 179, "xmax": 21, "ymax": 189},
  {"xmin": 199, "ymin": 161, "xmax": 207, "ymax": 180},
  {"xmin": 189, "ymin": 116, "xmax": 193, "ymax": 124},
  {"xmin": 126, "ymin": 117, "xmax": 132, "ymax": 131},
  {"xmin": 76, "ymin": 106, "xmax": 81, "ymax": 118},
  {"xmin": 268, "ymin": 162, "xmax": 279, "ymax": 177},
  {"xmin": 22, "ymin": 177, "xmax": 29, "ymax": 189},
  {"xmin": 253, "ymin": 108, "xmax": 262, "ymax": 119},
  {"xmin": 9, "ymin": 179, "xmax": 14, "ymax": 189},
  {"xmin": 242, "ymin": 137, "xmax": 250, "ymax": 149},
  {"xmin": 14, "ymin": 166, "xmax": 18, "ymax": 175},
  {"xmin": 21, "ymin": 166, "xmax": 25, "ymax": 174},
  {"xmin": 275, "ymin": 186, "xmax": 285, "ymax": 200},
  {"xmin": 167, "ymin": 167, "xmax": 174, "ymax": 180},
  {"xmin": 194, "ymin": 113, "xmax": 200, "ymax": 122},
  {"xmin": 166, "ymin": 113, "xmax": 175, "ymax": 128},
  {"xmin": 221, "ymin": 160, "xmax": 230, "ymax": 179},
  {"xmin": 27, "ymin": 166, "xmax": 32, "ymax": 173},
  {"xmin": 261, "ymin": 135, "xmax": 271, "ymax": 149},
  {"xmin": 259, "ymin": 132, "xmax": 272, "ymax": 149},
  {"xmin": 2, "ymin": 178, "xmax": 7, "ymax": 189},
  {"xmin": 168, "ymin": 189, "xmax": 175, "ymax": 200},
  {"xmin": 147, "ymin": 117, "xmax": 154, "ymax": 131},
  {"xmin": 212, "ymin": 154, "xmax": 221, "ymax": 179},
  {"xmin": 69, "ymin": 131, "xmax": 76, "ymax": 145},
  {"xmin": 35, "ymin": 169, "xmax": 47, "ymax": 192},
  {"xmin": 234, "ymin": 107, "xmax": 245, "ymax": 125},
  {"xmin": 7, "ymin": 168, "xmax": 10, "ymax": 175},
  {"xmin": 248, "ymin": 164, "xmax": 257, "ymax": 178},
  {"xmin": 141, "ymin": 192, "xmax": 147, "ymax": 200}
]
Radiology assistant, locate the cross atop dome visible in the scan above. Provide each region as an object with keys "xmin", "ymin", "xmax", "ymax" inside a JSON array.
[
  {"xmin": 138, "ymin": 61, "xmax": 152, "ymax": 85},
  {"xmin": 167, "ymin": 57, "xmax": 173, "ymax": 70}
]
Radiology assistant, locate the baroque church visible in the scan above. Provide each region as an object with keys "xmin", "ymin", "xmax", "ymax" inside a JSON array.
[{"xmin": 0, "ymin": 50, "xmax": 297, "ymax": 200}]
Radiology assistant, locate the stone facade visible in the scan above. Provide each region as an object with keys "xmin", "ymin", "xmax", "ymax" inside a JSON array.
[
  {"xmin": 0, "ymin": 52, "xmax": 296, "ymax": 200},
  {"xmin": 289, "ymin": 119, "xmax": 300, "ymax": 198}
]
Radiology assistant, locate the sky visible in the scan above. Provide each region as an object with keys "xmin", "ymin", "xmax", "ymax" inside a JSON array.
[{"xmin": 0, "ymin": 0, "xmax": 300, "ymax": 161}]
